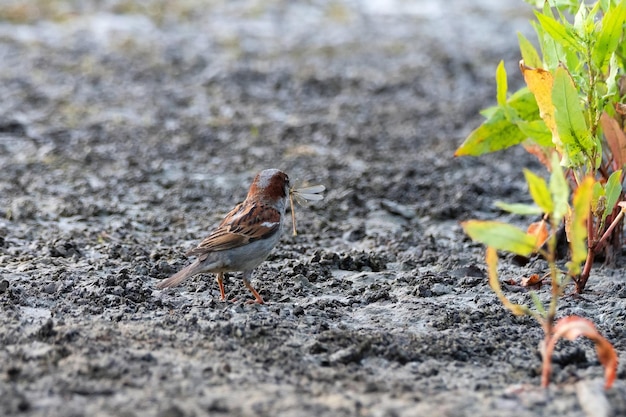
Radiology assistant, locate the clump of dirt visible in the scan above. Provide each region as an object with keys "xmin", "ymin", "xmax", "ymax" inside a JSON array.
[{"xmin": 1, "ymin": 1, "xmax": 624, "ymax": 416}]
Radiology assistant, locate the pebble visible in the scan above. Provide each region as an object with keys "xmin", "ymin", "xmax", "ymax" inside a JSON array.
[
  {"xmin": 431, "ymin": 283, "xmax": 452, "ymax": 296},
  {"xmin": 43, "ymin": 282, "xmax": 56, "ymax": 294}
]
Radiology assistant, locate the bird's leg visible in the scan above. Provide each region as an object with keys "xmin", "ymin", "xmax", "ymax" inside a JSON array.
[
  {"xmin": 242, "ymin": 270, "xmax": 264, "ymax": 304},
  {"xmin": 216, "ymin": 272, "xmax": 226, "ymax": 301}
]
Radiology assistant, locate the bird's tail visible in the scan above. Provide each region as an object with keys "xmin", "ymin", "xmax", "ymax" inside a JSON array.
[{"xmin": 157, "ymin": 260, "xmax": 204, "ymax": 289}]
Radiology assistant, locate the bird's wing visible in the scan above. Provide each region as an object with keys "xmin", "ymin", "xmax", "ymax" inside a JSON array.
[{"xmin": 186, "ymin": 201, "xmax": 281, "ymax": 256}]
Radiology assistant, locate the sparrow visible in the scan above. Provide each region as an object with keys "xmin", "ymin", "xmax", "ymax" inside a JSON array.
[{"xmin": 157, "ymin": 169, "xmax": 290, "ymax": 304}]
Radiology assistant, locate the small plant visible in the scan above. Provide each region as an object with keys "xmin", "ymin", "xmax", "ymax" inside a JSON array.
[
  {"xmin": 457, "ymin": 0, "xmax": 624, "ymax": 387},
  {"xmin": 463, "ymin": 154, "xmax": 617, "ymax": 387},
  {"xmin": 456, "ymin": 0, "xmax": 626, "ymax": 293}
]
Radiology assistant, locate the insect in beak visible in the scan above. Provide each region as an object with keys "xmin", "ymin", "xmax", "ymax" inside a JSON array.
[{"xmin": 289, "ymin": 184, "xmax": 326, "ymax": 235}]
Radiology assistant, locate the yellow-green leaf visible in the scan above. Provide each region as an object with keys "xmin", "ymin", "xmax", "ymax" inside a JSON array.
[
  {"xmin": 549, "ymin": 153, "xmax": 570, "ymax": 223},
  {"xmin": 518, "ymin": 32, "xmax": 542, "ymax": 68},
  {"xmin": 552, "ymin": 66, "xmax": 594, "ymax": 165},
  {"xmin": 524, "ymin": 169, "xmax": 554, "ymax": 214},
  {"xmin": 569, "ymin": 176, "xmax": 594, "ymax": 275},
  {"xmin": 495, "ymin": 201, "xmax": 543, "ymax": 215},
  {"xmin": 462, "ymin": 220, "xmax": 538, "ymax": 256},
  {"xmin": 456, "ymin": 87, "xmax": 540, "ymax": 157},
  {"xmin": 603, "ymin": 169, "xmax": 623, "ymax": 221},
  {"xmin": 496, "ymin": 61, "xmax": 507, "ymax": 107},
  {"xmin": 486, "ymin": 247, "xmax": 530, "ymax": 316},
  {"xmin": 455, "ymin": 108, "xmax": 526, "ymax": 156}
]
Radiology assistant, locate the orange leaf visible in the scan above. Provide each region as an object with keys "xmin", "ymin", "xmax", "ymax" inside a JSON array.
[
  {"xmin": 521, "ymin": 273, "xmax": 543, "ymax": 288},
  {"xmin": 601, "ymin": 112, "xmax": 626, "ymax": 169},
  {"xmin": 522, "ymin": 141, "xmax": 554, "ymax": 170},
  {"xmin": 527, "ymin": 220, "xmax": 549, "ymax": 251},
  {"xmin": 542, "ymin": 316, "xmax": 618, "ymax": 389}
]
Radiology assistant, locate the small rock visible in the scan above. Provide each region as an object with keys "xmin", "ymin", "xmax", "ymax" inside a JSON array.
[
  {"xmin": 343, "ymin": 226, "xmax": 366, "ymax": 242},
  {"xmin": 329, "ymin": 346, "xmax": 360, "ymax": 364},
  {"xmin": 37, "ymin": 319, "xmax": 56, "ymax": 340},
  {"xmin": 431, "ymin": 283, "xmax": 452, "ymax": 296},
  {"xmin": 381, "ymin": 199, "xmax": 416, "ymax": 219},
  {"xmin": 43, "ymin": 282, "xmax": 56, "ymax": 294},
  {"xmin": 576, "ymin": 380, "xmax": 611, "ymax": 417},
  {"xmin": 10, "ymin": 197, "xmax": 38, "ymax": 220},
  {"xmin": 158, "ymin": 405, "xmax": 185, "ymax": 417},
  {"xmin": 49, "ymin": 239, "xmax": 81, "ymax": 258},
  {"xmin": 111, "ymin": 286, "xmax": 124, "ymax": 296},
  {"xmin": 365, "ymin": 210, "xmax": 407, "ymax": 235},
  {"xmin": 416, "ymin": 285, "xmax": 432, "ymax": 297},
  {"xmin": 293, "ymin": 305, "xmax": 305, "ymax": 316}
]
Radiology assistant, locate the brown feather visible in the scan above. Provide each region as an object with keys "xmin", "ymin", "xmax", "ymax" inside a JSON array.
[{"xmin": 186, "ymin": 201, "xmax": 282, "ymax": 256}]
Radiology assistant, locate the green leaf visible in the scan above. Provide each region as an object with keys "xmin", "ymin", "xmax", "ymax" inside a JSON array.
[
  {"xmin": 592, "ymin": 1, "xmax": 626, "ymax": 70},
  {"xmin": 549, "ymin": 153, "xmax": 570, "ymax": 223},
  {"xmin": 509, "ymin": 87, "xmax": 541, "ymax": 120},
  {"xmin": 529, "ymin": 291, "xmax": 546, "ymax": 316},
  {"xmin": 533, "ymin": 20, "xmax": 559, "ymax": 70},
  {"xmin": 524, "ymin": 169, "xmax": 554, "ymax": 213},
  {"xmin": 496, "ymin": 61, "xmax": 507, "ymax": 106},
  {"xmin": 603, "ymin": 169, "xmax": 623, "ymax": 221},
  {"xmin": 552, "ymin": 66, "xmax": 594, "ymax": 165},
  {"xmin": 573, "ymin": 1, "xmax": 588, "ymax": 34},
  {"xmin": 518, "ymin": 32, "xmax": 542, "ymax": 68},
  {"xmin": 495, "ymin": 201, "xmax": 543, "ymax": 215},
  {"xmin": 607, "ymin": 53, "xmax": 620, "ymax": 96},
  {"xmin": 600, "ymin": 0, "xmax": 611, "ymax": 13},
  {"xmin": 462, "ymin": 220, "xmax": 538, "ymax": 256},
  {"xmin": 480, "ymin": 105, "xmax": 498, "ymax": 119},
  {"xmin": 522, "ymin": 0, "xmax": 544, "ymax": 7},
  {"xmin": 591, "ymin": 181, "xmax": 605, "ymax": 217},
  {"xmin": 455, "ymin": 88, "xmax": 540, "ymax": 157},
  {"xmin": 535, "ymin": 11, "xmax": 585, "ymax": 54},
  {"xmin": 569, "ymin": 177, "xmax": 594, "ymax": 275},
  {"xmin": 454, "ymin": 87, "xmax": 540, "ymax": 156},
  {"xmin": 516, "ymin": 120, "xmax": 553, "ymax": 147},
  {"xmin": 455, "ymin": 109, "xmax": 526, "ymax": 156}
]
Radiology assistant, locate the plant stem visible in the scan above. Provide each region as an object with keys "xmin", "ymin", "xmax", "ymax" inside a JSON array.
[
  {"xmin": 596, "ymin": 207, "xmax": 625, "ymax": 249},
  {"xmin": 576, "ymin": 248, "xmax": 595, "ymax": 293},
  {"xmin": 577, "ymin": 207, "xmax": 625, "ymax": 292},
  {"xmin": 546, "ymin": 218, "xmax": 560, "ymax": 331}
]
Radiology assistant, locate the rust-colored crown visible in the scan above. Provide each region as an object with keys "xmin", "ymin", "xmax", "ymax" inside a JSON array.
[{"xmin": 247, "ymin": 169, "xmax": 290, "ymax": 201}]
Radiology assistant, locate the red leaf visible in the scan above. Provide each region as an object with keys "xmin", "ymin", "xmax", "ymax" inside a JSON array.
[
  {"xmin": 601, "ymin": 112, "xmax": 626, "ymax": 169},
  {"xmin": 542, "ymin": 316, "xmax": 618, "ymax": 389}
]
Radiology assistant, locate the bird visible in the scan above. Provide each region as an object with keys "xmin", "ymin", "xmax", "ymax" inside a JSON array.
[{"xmin": 157, "ymin": 169, "xmax": 290, "ymax": 304}]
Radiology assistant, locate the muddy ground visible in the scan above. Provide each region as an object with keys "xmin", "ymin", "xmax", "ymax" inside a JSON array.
[{"xmin": 1, "ymin": 1, "xmax": 625, "ymax": 416}]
